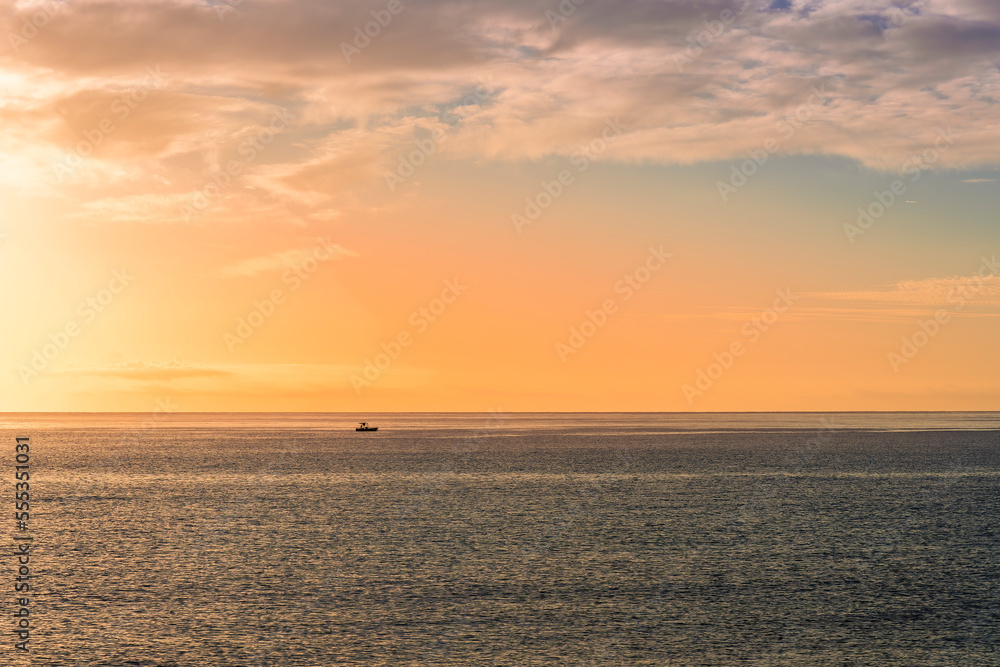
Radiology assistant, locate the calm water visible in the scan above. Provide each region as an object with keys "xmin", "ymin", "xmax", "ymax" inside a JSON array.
[{"xmin": 3, "ymin": 412, "xmax": 999, "ymax": 666}]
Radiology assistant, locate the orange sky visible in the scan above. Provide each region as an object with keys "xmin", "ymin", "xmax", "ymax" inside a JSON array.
[{"xmin": 2, "ymin": 0, "xmax": 999, "ymax": 411}]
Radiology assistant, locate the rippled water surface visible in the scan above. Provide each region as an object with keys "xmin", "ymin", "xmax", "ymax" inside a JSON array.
[{"xmin": 3, "ymin": 412, "xmax": 999, "ymax": 665}]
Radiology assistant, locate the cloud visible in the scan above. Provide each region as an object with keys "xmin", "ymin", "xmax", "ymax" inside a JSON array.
[
  {"xmin": 808, "ymin": 274, "xmax": 1000, "ymax": 308},
  {"xmin": 54, "ymin": 360, "xmax": 419, "ymax": 397},
  {"xmin": 59, "ymin": 360, "xmax": 231, "ymax": 381},
  {"xmin": 219, "ymin": 241, "xmax": 356, "ymax": 277},
  {"xmin": 2, "ymin": 0, "xmax": 999, "ymax": 218},
  {"xmin": 69, "ymin": 192, "xmax": 200, "ymax": 223}
]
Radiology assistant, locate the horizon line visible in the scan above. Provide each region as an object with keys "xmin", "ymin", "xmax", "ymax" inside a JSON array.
[{"xmin": 3, "ymin": 410, "xmax": 998, "ymax": 415}]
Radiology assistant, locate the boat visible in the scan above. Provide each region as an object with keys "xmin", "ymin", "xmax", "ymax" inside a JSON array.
[{"xmin": 356, "ymin": 422, "xmax": 378, "ymax": 431}]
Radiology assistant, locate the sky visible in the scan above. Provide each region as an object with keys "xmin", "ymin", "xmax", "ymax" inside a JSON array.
[{"xmin": 1, "ymin": 0, "xmax": 998, "ymax": 412}]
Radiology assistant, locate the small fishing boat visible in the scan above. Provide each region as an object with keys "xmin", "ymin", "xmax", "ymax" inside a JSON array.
[{"xmin": 356, "ymin": 422, "xmax": 378, "ymax": 431}]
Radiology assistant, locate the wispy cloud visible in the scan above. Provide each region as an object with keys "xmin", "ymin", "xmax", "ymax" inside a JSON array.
[
  {"xmin": 60, "ymin": 360, "xmax": 231, "ymax": 381},
  {"xmin": 52, "ymin": 361, "xmax": 422, "ymax": 396},
  {"xmin": 219, "ymin": 243, "xmax": 356, "ymax": 278},
  {"xmin": 808, "ymin": 275, "xmax": 1000, "ymax": 308},
  {"xmin": 69, "ymin": 193, "xmax": 198, "ymax": 224}
]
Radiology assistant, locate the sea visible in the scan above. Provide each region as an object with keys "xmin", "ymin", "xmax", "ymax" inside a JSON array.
[{"xmin": 3, "ymin": 412, "xmax": 999, "ymax": 666}]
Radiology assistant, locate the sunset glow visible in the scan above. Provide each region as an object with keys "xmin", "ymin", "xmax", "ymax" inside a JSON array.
[{"xmin": 2, "ymin": 0, "xmax": 999, "ymax": 411}]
